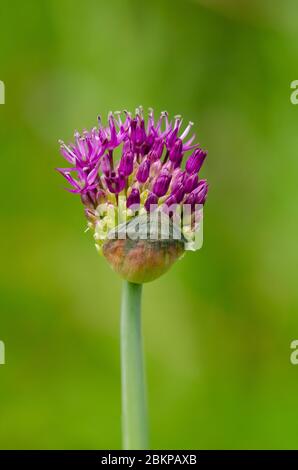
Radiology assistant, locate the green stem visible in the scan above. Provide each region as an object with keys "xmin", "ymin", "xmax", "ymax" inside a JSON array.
[{"xmin": 121, "ymin": 281, "xmax": 149, "ymax": 450}]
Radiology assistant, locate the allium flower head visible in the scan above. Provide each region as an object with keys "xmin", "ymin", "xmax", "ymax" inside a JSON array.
[{"xmin": 57, "ymin": 107, "xmax": 208, "ymax": 283}]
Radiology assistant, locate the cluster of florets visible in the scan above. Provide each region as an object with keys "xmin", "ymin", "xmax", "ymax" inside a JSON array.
[{"xmin": 57, "ymin": 108, "xmax": 208, "ymax": 253}]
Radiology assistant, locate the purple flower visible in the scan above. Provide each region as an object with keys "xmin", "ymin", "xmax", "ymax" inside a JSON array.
[
  {"xmin": 118, "ymin": 150, "xmax": 134, "ymax": 176},
  {"xmin": 144, "ymin": 192, "xmax": 158, "ymax": 212},
  {"xmin": 127, "ymin": 188, "xmax": 141, "ymax": 209},
  {"xmin": 148, "ymin": 138, "xmax": 164, "ymax": 161},
  {"xmin": 136, "ymin": 158, "xmax": 150, "ymax": 183},
  {"xmin": 57, "ymin": 107, "xmax": 208, "ymax": 219},
  {"xmin": 164, "ymin": 193, "xmax": 177, "ymax": 207},
  {"xmin": 57, "ymin": 108, "xmax": 210, "ymax": 286},
  {"xmin": 105, "ymin": 172, "xmax": 126, "ymax": 194},
  {"xmin": 153, "ymin": 169, "xmax": 172, "ymax": 197},
  {"xmin": 172, "ymin": 183, "xmax": 185, "ymax": 203},
  {"xmin": 185, "ymin": 180, "xmax": 208, "ymax": 206},
  {"xmin": 169, "ymin": 139, "xmax": 183, "ymax": 165},
  {"xmin": 185, "ymin": 149, "xmax": 207, "ymax": 174},
  {"xmin": 194, "ymin": 180, "xmax": 208, "ymax": 204},
  {"xmin": 171, "ymin": 169, "xmax": 185, "ymax": 192},
  {"xmin": 184, "ymin": 173, "xmax": 199, "ymax": 193}
]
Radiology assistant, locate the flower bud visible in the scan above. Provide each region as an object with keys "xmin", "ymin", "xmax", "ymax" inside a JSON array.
[
  {"xmin": 136, "ymin": 158, "xmax": 150, "ymax": 183},
  {"xmin": 105, "ymin": 172, "xmax": 126, "ymax": 194},
  {"xmin": 153, "ymin": 169, "xmax": 171, "ymax": 197},
  {"xmin": 144, "ymin": 192, "xmax": 158, "ymax": 212},
  {"xmin": 118, "ymin": 151, "xmax": 134, "ymax": 176},
  {"xmin": 169, "ymin": 139, "xmax": 183, "ymax": 164},
  {"xmin": 184, "ymin": 173, "xmax": 199, "ymax": 193},
  {"xmin": 185, "ymin": 149, "xmax": 207, "ymax": 174},
  {"xmin": 172, "ymin": 183, "xmax": 185, "ymax": 203},
  {"xmin": 127, "ymin": 188, "xmax": 140, "ymax": 209},
  {"xmin": 102, "ymin": 213, "xmax": 185, "ymax": 283}
]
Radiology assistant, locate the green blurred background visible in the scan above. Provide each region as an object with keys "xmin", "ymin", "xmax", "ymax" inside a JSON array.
[{"xmin": 1, "ymin": 0, "xmax": 298, "ymax": 450}]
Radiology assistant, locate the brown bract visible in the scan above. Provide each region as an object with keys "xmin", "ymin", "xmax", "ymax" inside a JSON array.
[{"xmin": 103, "ymin": 238, "xmax": 185, "ymax": 283}]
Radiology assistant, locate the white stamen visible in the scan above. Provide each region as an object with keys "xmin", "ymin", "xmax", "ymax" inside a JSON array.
[{"xmin": 180, "ymin": 121, "xmax": 194, "ymax": 140}]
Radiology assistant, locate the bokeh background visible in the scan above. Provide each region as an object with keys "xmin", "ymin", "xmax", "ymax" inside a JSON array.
[{"xmin": 1, "ymin": 0, "xmax": 298, "ymax": 450}]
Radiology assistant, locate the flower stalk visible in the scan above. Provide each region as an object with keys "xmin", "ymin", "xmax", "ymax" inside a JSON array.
[{"xmin": 121, "ymin": 281, "xmax": 149, "ymax": 449}]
